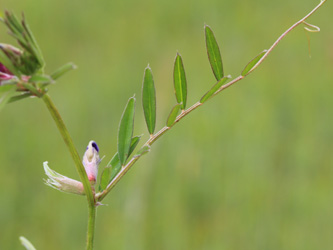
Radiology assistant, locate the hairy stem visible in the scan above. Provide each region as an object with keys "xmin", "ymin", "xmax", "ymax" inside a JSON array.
[
  {"xmin": 96, "ymin": 0, "xmax": 326, "ymax": 202},
  {"xmin": 86, "ymin": 206, "xmax": 96, "ymax": 250},
  {"xmin": 42, "ymin": 94, "xmax": 94, "ymax": 204},
  {"xmin": 42, "ymin": 94, "xmax": 96, "ymax": 249}
]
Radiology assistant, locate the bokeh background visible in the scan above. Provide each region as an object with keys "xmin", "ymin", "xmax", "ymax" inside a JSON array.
[{"xmin": 0, "ymin": 0, "xmax": 332, "ymax": 249}]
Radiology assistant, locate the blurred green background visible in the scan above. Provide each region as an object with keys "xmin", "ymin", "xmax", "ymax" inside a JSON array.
[{"xmin": 0, "ymin": 0, "xmax": 332, "ymax": 249}]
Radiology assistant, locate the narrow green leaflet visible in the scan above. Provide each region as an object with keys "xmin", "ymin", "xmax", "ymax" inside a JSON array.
[
  {"xmin": 142, "ymin": 65, "xmax": 156, "ymax": 134},
  {"xmin": 241, "ymin": 50, "xmax": 267, "ymax": 76},
  {"xmin": 134, "ymin": 145, "xmax": 151, "ymax": 157},
  {"xmin": 29, "ymin": 75, "xmax": 54, "ymax": 85},
  {"xmin": 8, "ymin": 93, "xmax": 33, "ymax": 103},
  {"xmin": 19, "ymin": 236, "xmax": 36, "ymax": 250},
  {"xmin": 173, "ymin": 53, "xmax": 187, "ymax": 110},
  {"xmin": 0, "ymin": 85, "xmax": 16, "ymax": 112},
  {"xmin": 205, "ymin": 25, "xmax": 224, "ymax": 81},
  {"xmin": 128, "ymin": 136, "xmax": 141, "ymax": 156},
  {"xmin": 200, "ymin": 76, "xmax": 230, "ymax": 103},
  {"xmin": 106, "ymin": 152, "xmax": 121, "ymax": 187},
  {"xmin": 118, "ymin": 97, "xmax": 136, "ymax": 165},
  {"xmin": 51, "ymin": 62, "xmax": 77, "ymax": 80},
  {"xmin": 99, "ymin": 166, "xmax": 112, "ymax": 191},
  {"xmin": 99, "ymin": 136, "xmax": 141, "ymax": 191},
  {"xmin": 166, "ymin": 103, "xmax": 182, "ymax": 127},
  {"xmin": 99, "ymin": 153, "xmax": 120, "ymax": 191}
]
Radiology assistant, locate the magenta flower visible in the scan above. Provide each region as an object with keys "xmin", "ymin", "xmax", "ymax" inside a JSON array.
[
  {"xmin": 0, "ymin": 63, "xmax": 12, "ymax": 75},
  {"xmin": 0, "ymin": 63, "xmax": 15, "ymax": 85}
]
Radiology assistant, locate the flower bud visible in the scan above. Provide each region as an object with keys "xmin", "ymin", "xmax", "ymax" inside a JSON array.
[
  {"xmin": 82, "ymin": 141, "xmax": 100, "ymax": 185},
  {"xmin": 43, "ymin": 161, "xmax": 85, "ymax": 195},
  {"xmin": 0, "ymin": 63, "xmax": 13, "ymax": 75},
  {"xmin": 0, "ymin": 43, "xmax": 22, "ymax": 56},
  {"xmin": 0, "ymin": 44, "xmax": 23, "ymax": 73},
  {"xmin": 0, "ymin": 72, "xmax": 16, "ymax": 85},
  {"xmin": 0, "ymin": 63, "xmax": 15, "ymax": 86}
]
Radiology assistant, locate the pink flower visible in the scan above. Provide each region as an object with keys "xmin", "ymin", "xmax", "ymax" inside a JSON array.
[
  {"xmin": 0, "ymin": 63, "xmax": 12, "ymax": 75},
  {"xmin": 0, "ymin": 63, "xmax": 15, "ymax": 85},
  {"xmin": 82, "ymin": 141, "xmax": 100, "ymax": 185},
  {"xmin": 43, "ymin": 162, "xmax": 85, "ymax": 195},
  {"xmin": 43, "ymin": 141, "xmax": 101, "ymax": 195}
]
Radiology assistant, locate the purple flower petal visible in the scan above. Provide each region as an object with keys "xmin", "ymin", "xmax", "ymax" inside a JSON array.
[
  {"xmin": 92, "ymin": 141, "xmax": 99, "ymax": 152},
  {"xmin": 0, "ymin": 63, "xmax": 12, "ymax": 75}
]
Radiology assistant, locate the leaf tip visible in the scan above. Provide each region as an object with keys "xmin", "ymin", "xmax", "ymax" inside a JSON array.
[
  {"xmin": 128, "ymin": 95, "xmax": 136, "ymax": 104},
  {"xmin": 204, "ymin": 24, "xmax": 211, "ymax": 30},
  {"xmin": 71, "ymin": 63, "xmax": 78, "ymax": 70},
  {"xmin": 145, "ymin": 65, "xmax": 152, "ymax": 73}
]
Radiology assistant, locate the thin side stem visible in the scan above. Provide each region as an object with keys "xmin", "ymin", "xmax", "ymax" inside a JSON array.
[
  {"xmin": 96, "ymin": 0, "xmax": 326, "ymax": 202},
  {"xmin": 245, "ymin": 0, "xmax": 327, "ymax": 75}
]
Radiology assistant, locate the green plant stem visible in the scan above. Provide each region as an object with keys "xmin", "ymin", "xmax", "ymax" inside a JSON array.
[
  {"xmin": 96, "ymin": 0, "xmax": 326, "ymax": 202},
  {"xmin": 42, "ymin": 94, "xmax": 94, "ymax": 204},
  {"xmin": 42, "ymin": 94, "xmax": 96, "ymax": 249},
  {"xmin": 86, "ymin": 206, "xmax": 96, "ymax": 250}
]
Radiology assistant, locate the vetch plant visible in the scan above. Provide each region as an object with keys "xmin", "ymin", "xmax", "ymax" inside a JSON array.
[{"xmin": 0, "ymin": 1, "xmax": 327, "ymax": 249}]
